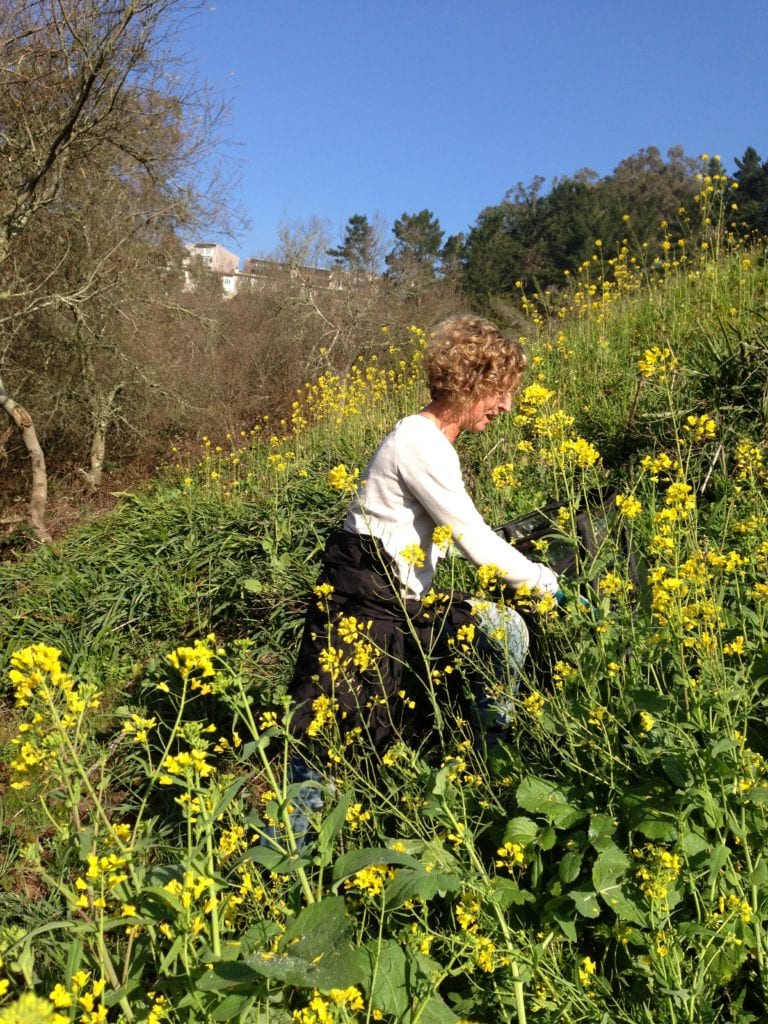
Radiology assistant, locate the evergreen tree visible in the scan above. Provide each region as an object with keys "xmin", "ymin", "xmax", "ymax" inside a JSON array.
[
  {"xmin": 327, "ymin": 214, "xmax": 379, "ymax": 273},
  {"xmin": 733, "ymin": 147, "xmax": 768, "ymax": 236},
  {"xmin": 385, "ymin": 209, "xmax": 444, "ymax": 286}
]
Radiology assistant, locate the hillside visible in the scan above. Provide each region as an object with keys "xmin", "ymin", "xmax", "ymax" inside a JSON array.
[{"xmin": 1, "ymin": 207, "xmax": 768, "ymax": 1023}]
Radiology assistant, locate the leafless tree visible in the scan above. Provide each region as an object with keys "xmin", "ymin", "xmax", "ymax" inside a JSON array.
[{"xmin": 0, "ymin": 0, "xmax": 224, "ymax": 539}]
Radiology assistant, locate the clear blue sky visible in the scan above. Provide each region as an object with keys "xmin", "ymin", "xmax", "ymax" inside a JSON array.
[{"xmin": 179, "ymin": 0, "xmax": 768, "ymax": 266}]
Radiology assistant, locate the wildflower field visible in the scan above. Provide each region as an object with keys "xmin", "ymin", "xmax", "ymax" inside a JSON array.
[{"xmin": 2, "ymin": 177, "xmax": 768, "ymax": 1023}]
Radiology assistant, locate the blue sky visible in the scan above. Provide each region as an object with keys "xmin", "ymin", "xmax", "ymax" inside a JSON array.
[{"xmin": 179, "ymin": 0, "xmax": 768, "ymax": 266}]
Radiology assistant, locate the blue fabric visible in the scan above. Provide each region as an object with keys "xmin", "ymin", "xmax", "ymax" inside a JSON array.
[
  {"xmin": 466, "ymin": 600, "xmax": 529, "ymax": 729},
  {"xmin": 260, "ymin": 757, "xmax": 326, "ymax": 853}
]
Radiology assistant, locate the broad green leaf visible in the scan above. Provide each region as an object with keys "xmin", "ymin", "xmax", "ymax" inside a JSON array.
[
  {"xmin": 707, "ymin": 843, "xmax": 731, "ymax": 885},
  {"xmin": 332, "ymin": 847, "xmax": 419, "ymax": 884},
  {"xmin": 502, "ymin": 816, "xmax": 540, "ymax": 846},
  {"xmin": 599, "ymin": 887, "xmax": 647, "ymax": 925},
  {"xmin": 569, "ymin": 890, "xmax": 600, "ymax": 918},
  {"xmin": 245, "ymin": 901, "xmax": 362, "ymax": 989},
  {"xmin": 197, "ymin": 961, "xmax": 263, "ymax": 992},
  {"xmin": 516, "ymin": 777, "xmax": 584, "ymax": 827},
  {"xmin": 362, "ymin": 939, "xmax": 409, "ymax": 1017},
  {"xmin": 385, "ymin": 867, "xmax": 461, "ymax": 909},
  {"xmin": 592, "ymin": 843, "xmax": 630, "ymax": 892},
  {"xmin": 488, "ymin": 878, "xmax": 534, "ymax": 909},
  {"xmin": 635, "ymin": 817, "xmax": 678, "ymax": 841},
  {"xmin": 588, "ymin": 813, "xmax": 617, "ymax": 848},
  {"xmin": 558, "ymin": 850, "xmax": 583, "ymax": 884},
  {"xmin": 239, "ymin": 845, "xmax": 311, "ymax": 875},
  {"xmin": 710, "ymin": 738, "xmax": 741, "ymax": 757},
  {"xmin": 211, "ymin": 993, "xmax": 255, "ymax": 1020},
  {"xmin": 316, "ymin": 789, "xmax": 355, "ymax": 868},
  {"xmin": 661, "ymin": 753, "xmax": 694, "ymax": 789},
  {"xmin": 412, "ymin": 994, "xmax": 460, "ymax": 1024},
  {"xmin": 539, "ymin": 825, "xmax": 557, "ymax": 850}
]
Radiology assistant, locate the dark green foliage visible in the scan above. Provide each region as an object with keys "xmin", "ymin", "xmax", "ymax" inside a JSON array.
[
  {"xmin": 385, "ymin": 209, "xmax": 444, "ymax": 287},
  {"xmin": 733, "ymin": 146, "xmax": 768, "ymax": 237},
  {"xmin": 327, "ymin": 214, "xmax": 379, "ymax": 273}
]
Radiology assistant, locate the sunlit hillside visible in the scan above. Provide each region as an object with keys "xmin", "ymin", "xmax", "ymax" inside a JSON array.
[{"xmin": 1, "ymin": 185, "xmax": 768, "ymax": 1023}]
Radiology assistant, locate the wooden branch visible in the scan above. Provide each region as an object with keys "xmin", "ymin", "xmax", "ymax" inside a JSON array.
[{"xmin": 0, "ymin": 384, "xmax": 52, "ymax": 543}]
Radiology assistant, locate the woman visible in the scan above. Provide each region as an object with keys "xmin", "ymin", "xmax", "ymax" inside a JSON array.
[{"xmin": 288, "ymin": 315, "xmax": 559, "ymax": 759}]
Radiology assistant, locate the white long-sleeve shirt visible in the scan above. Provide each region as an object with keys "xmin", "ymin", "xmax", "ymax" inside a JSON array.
[{"xmin": 344, "ymin": 414, "xmax": 559, "ymax": 600}]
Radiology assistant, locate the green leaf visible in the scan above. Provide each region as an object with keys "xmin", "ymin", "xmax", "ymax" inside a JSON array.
[
  {"xmin": 211, "ymin": 994, "xmax": 255, "ymax": 1020},
  {"xmin": 385, "ymin": 867, "xmax": 461, "ymax": 910},
  {"xmin": 488, "ymin": 878, "xmax": 534, "ymax": 909},
  {"xmin": 197, "ymin": 961, "xmax": 263, "ymax": 992},
  {"xmin": 569, "ymin": 890, "xmax": 600, "ymax": 918},
  {"xmin": 538, "ymin": 826, "xmax": 557, "ymax": 850},
  {"xmin": 517, "ymin": 777, "xmax": 584, "ymax": 827},
  {"xmin": 635, "ymin": 818, "xmax": 678, "ymax": 841},
  {"xmin": 413, "ymin": 994, "xmax": 461, "ymax": 1023},
  {"xmin": 502, "ymin": 816, "xmax": 540, "ymax": 846},
  {"xmin": 588, "ymin": 813, "xmax": 617, "ymax": 849},
  {"xmin": 750, "ymin": 860, "xmax": 768, "ymax": 887},
  {"xmin": 707, "ymin": 843, "xmax": 731, "ymax": 885},
  {"xmin": 362, "ymin": 939, "xmax": 410, "ymax": 1017},
  {"xmin": 661, "ymin": 753, "xmax": 694, "ymax": 789},
  {"xmin": 599, "ymin": 886, "xmax": 647, "ymax": 925},
  {"xmin": 316, "ymin": 790, "xmax": 355, "ymax": 868},
  {"xmin": 592, "ymin": 843, "xmax": 630, "ymax": 893},
  {"xmin": 558, "ymin": 850, "xmax": 584, "ymax": 884},
  {"xmin": 332, "ymin": 847, "xmax": 420, "ymax": 884},
  {"xmin": 242, "ymin": 577, "xmax": 264, "ymax": 593},
  {"xmin": 245, "ymin": 896, "xmax": 362, "ymax": 989},
  {"xmin": 710, "ymin": 738, "xmax": 741, "ymax": 757},
  {"xmin": 679, "ymin": 830, "xmax": 711, "ymax": 860}
]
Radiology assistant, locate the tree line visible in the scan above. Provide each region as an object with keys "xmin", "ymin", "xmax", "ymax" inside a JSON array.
[{"xmin": 329, "ymin": 144, "xmax": 768, "ymax": 303}]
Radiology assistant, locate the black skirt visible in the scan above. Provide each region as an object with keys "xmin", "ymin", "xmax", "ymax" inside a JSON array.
[{"xmin": 288, "ymin": 529, "xmax": 475, "ymax": 754}]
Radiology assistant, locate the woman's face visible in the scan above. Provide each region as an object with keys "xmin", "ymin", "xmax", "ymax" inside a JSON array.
[{"xmin": 459, "ymin": 389, "xmax": 515, "ymax": 434}]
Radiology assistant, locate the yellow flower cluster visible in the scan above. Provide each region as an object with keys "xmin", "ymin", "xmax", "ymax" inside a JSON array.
[
  {"xmin": 734, "ymin": 440, "xmax": 766, "ymax": 485},
  {"xmin": 615, "ymin": 493, "xmax": 642, "ymax": 520},
  {"xmin": 165, "ymin": 635, "xmax": 222, "ymax": 693},
  {"xmin": 432, "ymin": 524, "xmax": 453, "ymax": 553},
  {"xmin": 709, "ymin": 894, "xmax": 753, "ymax": 926},
  {"xmin": 291, "ymin": 986, "xmax": 365, "ymax": 1023},
  {"xmin": 401, "ymin": 543, "xmax": 426, "ymax": 569},
  {"xmin": 342, "ymin": 864, "xmax": 394, "ymax": 898},
  {"xmin": 514, "ymin": 391, "xmax": 602, "ymax": 476},
  {"xmin": 327, "ymin": 463, "xmax": 360, "ymax": 493},
  {"xmin": 344, "ymin": 803, "xmax": 372, "ymax": 831},
  {"xmin": 477, "ymin": 563, "xmax": 504, "ymax": 591},
  {"xmin": 159, "ymin": 747, "xmax": 216, "ymax": 786},
  {"xmin": 682, "ymin": 414, "xmax": 717, "ymax": 444},
  {"xmin": 73, "ymin": 851, "xmax": 129, "ymax": 912},
  {"xmin": 491, "ymin": 462, "xmax": 518, "ymax": 489},
  {"xmin": 579, "ymin": 955, "xmax": 597, "ymax": 988},
  {"xmin": 637, "ymin": 346, "xmax": 679, "ymax": 380},
  {"xmin": 633, "ymin": 844, "xmax": 682, "ymax": 903},
  {"xmin": 495, "ymin": 841, "xmax": 525, "ymax": 872},
  {"xmin": 8, "ymin": 645, "xmax": 101, "ymax": 791},
  {"xmin": 522, "ymin": 691, "xmax": 545, "ymax": 718},
  {"xmin": 306, "ymin": 694, "xmax": 337, "ymax": 737},
  {"xmin": 8, "ymin": 644, "xmax": 74, "ymax": 707}
]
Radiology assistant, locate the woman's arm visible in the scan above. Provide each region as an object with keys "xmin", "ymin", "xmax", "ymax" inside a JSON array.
[{"xmin": 396, "ymin": 420, "xmax": 559, "ymax": 594}]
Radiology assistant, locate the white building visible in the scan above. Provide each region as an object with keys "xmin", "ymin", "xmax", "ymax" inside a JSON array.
[{"xmin": 185, "ymin": 242, "xmax": 240, "ymax": 275}]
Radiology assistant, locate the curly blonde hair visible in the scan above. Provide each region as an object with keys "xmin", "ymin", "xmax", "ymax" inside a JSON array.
[{"xmin": 425, "ymin": 315, "xmax": 527, "ymax": 408}]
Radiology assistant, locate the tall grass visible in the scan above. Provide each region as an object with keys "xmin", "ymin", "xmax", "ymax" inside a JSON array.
[{"xmin": 1, "ymin": 200, "xmax": 768, "ymax": 1023}]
